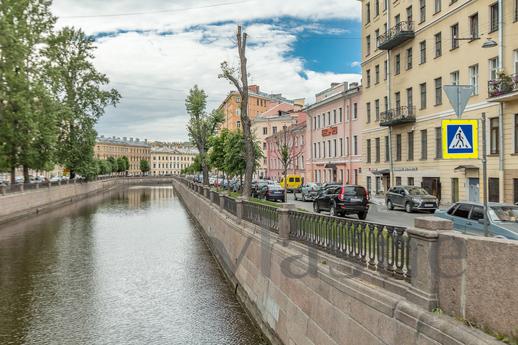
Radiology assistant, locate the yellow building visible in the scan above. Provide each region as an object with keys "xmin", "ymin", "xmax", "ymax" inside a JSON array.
[
  {"xmin": 360, "ymin": 0, "xmax": 518, "ymax": 205},
  {"xmin": 150, "ymin": 147, "xmax": 197, "ymax": 176},
  {"xmin": 94, "ymin": 136, "xmax": 151, "ymax": 175}
]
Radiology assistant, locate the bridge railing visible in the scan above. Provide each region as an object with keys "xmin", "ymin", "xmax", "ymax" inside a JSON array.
[
  {"xmin": 223, "ymin": 196, "xmax": 237, "ymax": 216},
  {"xmin": 243, "ymin": 201, "xmax": 279, "ymax": 233}
]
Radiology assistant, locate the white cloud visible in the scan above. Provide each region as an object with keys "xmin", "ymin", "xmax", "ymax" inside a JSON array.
[
  {"xmin": 51, "ymin": 1, "xmax": 362, "ymax": 141},
  {"xmin": 350, "ymin": 61, "xmax": 361, "ymax": 68}
]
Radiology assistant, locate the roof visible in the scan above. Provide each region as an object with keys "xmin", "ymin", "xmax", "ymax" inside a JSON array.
[
  {"xmin": 151, "ymin": 146, "xmax": 198, "ymax": 155},
  {"xmin": 96, "ymin": 136, "xmax": 150, "ymax": 147}
]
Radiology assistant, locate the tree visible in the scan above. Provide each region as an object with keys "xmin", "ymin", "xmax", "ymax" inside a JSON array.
[
  {"xmin": 140, "ymin": 159, "xmax": 150, "ymax": 175},
  {"xmin": 121, "ymin": 156, "xmax": 129, "ymax": 174},
  {"xmin": 274, "ymin": 127, "xmax": 303, "ymax": 201},
  {"xmin": 107, "ymin": 156, "xmax": 118, "ymax": 174},
  {"xmin": 98, "ymin": 159, "xmax": 112, "ymax": 175},
  {"xmin": 116, "ymin": 157, "xmax": 125, "ymax": 173},
  {"xmin": 219, "ymin": 25, "xmax": 254, "ymax": 198},
  {"xmin": 44, "ymin": 27, "xmax": 120, "ymax": 178},
  {"xmin": 208, "ymin": 128, "xmax": 230, "ymax": 179},
  {"xmin": 185, "ymin": 85, "xmax": 223, "ymax": 185},
  {"xmin": 223, "ymin": 130, "xmax": 263, "ymax": 190}
]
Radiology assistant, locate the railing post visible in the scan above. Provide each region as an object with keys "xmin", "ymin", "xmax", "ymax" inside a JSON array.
[
  {"xmin": 235, "ymin": 197, "xmax": 244, "ymax": 223},
  {"xmin": 406, "ymin": 216, "xmax": 453, "ymax": 311},
  {"xmin": 0, "ymin": 185, "xmax": 5, "ymax": 195},
  {"xmin": 19, "ymin": 184, "xmax": 24, "ymax": 193},
  {"xmin": 209, "ymin": 190, "xmax": 215, "ymax": 203},
  {"xmin": 278, "ymin": 203, "xmax": 295, "ymax": 241},
  {"xmin": 204, "ymin": 186, "xmax": 210, "ymax": 199},
  {"xmin": 35, "ymin": 183, "xmax": 39, "ymax": 190},
  {"xmin": 219, "ymin": 192, "xmax": 227, "ymax": 210}
]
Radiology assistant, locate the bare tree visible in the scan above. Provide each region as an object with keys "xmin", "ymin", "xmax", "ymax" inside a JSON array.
[
  {"xmin": 219, "ymin": 25, "xmax": 254, "ymax": 198},
  {"xmin": 274, "ymin": 127, "xmax": 303, "ymax": 201}
]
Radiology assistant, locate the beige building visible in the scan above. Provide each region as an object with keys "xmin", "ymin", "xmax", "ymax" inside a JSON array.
[
  {"xmin": 150, "ymin": 147, "xmax": 197, "ymax": 176},
  {"xmin": 360, "ymin": 0, "xmax": 518, "ymax": 205},
  {"xmin": 94, "ymin": 136, "xmax": 151, "ymax": 174}
]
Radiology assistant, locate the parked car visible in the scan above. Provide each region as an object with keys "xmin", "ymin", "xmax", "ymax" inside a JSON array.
[
  {"xmin": 279, "ymin": 175, "xmax": 303, "ymax": 192},
  {"xmin": 436, "ymin": 202, "xmax": 518, "ymax": 240},
  {"xmin": 385, "ymin": 186, "xmax": 438, "ymax": 213},
  {"xmin": 313, "ymin": 184, "xmax": 369, "ymax": 220},
  {"xmin": 251, "ymin": 180, "xmax": 275, "ymax": 198},
  {"xmin": 257, "ymin": 184, "xmax": 285, "ymax": 202},
  {"xmin": 294, "ymin": 182, "xmax": 322, "ymax": 202}
]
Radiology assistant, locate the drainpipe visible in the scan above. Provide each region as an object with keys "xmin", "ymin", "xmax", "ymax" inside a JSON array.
[
  {"xmin": 498, "ymin": 0, "xmax": 504, "ymax": 202},
  {"xmin": 386, "ymin": 3, "xmax": 394, "ymax": 189}
]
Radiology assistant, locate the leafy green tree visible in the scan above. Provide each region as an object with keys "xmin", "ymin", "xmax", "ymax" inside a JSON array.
[
  {"xmin": 223, "ymin": 130, "xmax": 263, "ymax": 190},
  {"xmin": 185, "ymin": 85, "xmax": 223, "ymax": 185},
  {"xmin": 121, "ymin": 156, "xmax": 130, "ymax": 174},
  {"xmin": 98, "ymin": 159, "xmax": 112, "ymax": 175},
  {"xmin": 116, "ymin": 157, "xmax": 125, "ymax": 173},
  {"xmin": 44, "ymin": 27, "xmax": 120, "ymax": 178},
  {"xmin": 208, "ymin": 128, "xmax": 230, "ymax": 177},
  {"xmin": 139, "ymin": 159, "xmax": 150, "ymax": 175},
  {"xmin": 107, "ymin": 157, "xmax": 118, "ymax": 174}
]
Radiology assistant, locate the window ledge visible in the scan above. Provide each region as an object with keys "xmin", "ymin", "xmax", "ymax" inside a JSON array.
[{"xmin": 487, "ymin": 153, "xmax": 499, "ymax": 157}]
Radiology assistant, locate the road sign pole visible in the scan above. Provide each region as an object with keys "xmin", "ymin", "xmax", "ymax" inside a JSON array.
[{"xmin": 481, "ymin": 112, "xmax": 489, "ymax": 237}]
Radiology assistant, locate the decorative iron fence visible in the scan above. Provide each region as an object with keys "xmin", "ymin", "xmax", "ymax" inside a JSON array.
[
  {"xmin": 242, "ymin": 201, "xmax": 279, "ymax": 233},
  {"xmin": 223, "ymin": 196, "xmax": 237, "ymax": 216},
  {"xmin": 212, "ymin": 191, "xmax": 220, "ymax": 206},
  {"xmin": 488, "ymin": 73, "xmax": 518, "ymax": 98},
  {"xmin": 288, "ymin": 211, "xmax": 410, "ymax": 281},
  {"xmin": 380, "ymin": 106, "xmax": 416, "ymax": 126},
  {"xmin": 377, "ymin": 21, "xmax": 414, "ymax": 49}
]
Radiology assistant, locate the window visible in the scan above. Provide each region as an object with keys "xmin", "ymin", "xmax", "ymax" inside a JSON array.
[
  {"xmin": 515, "ymin": 114, "xmax": 518, "ymax": 153},
  {"xmin": 515, "ymin": 0, "xmax": 518, "ymax": 22},
  {"xmin": 375, "ymin": 0, "xmax": 380, "ymax": 16},
  {"xmin": 434, "ymin": 0, "xmax": 441, "ymax": 13},
  {"xmin": 450, "ymin": 70, "xmax": 459, "ymax": 85},
  {"xmin": 384, "ymin": 96, "xmax": 388, "ymax": 112},
  {"xmin": 340, "ymin": 138, "xmax": 343, "ymax": 156},
  {"xmin": 395, "ymin": 14, "xmax": 401, "ymax": 26},
  {"xmin": 353, "ymin": 136, "xmax": 358, "ymax": 155},
  {"xmin": 346, "ymin": 137, "xmax": 349, "ymax": 155},
  {"xmin": 339, "ymin": 108, "xmax": 343, "ymax": 122},
  {"xmin": 353, "ymin": 103, "xmax": 358, "ymax": 119},
  {"xmin": 451, "ymin": 23, "xmax": 459, "ymax": 49},
  {"xmin": 406, "ymin": 48, "xmax": 413, "ymax": 69},
  {"xmin": 366, "ymin": 2, "xmax": 371, "ymax": 23},
  {"xmin": 406, "ymin": 5, "xmax": 413, "ymax": 22},
  {"xmin": 375, "ymin": 29, "xmax": 380, "ymax": 48},
  {"xmin": 469, "ymin": 64, "xmax": 479, "ymax": 95},
  {"xmin": 451, "ymin": 178, "xmax": 459, "ymax": 203},
  {"xmin": 313, "ymin": 143, "xmax": 316, "ymax": 158},
  {"xmin": 407, "ymin": 87, "xmax": 413, "ymax": 107},
  {"xmin": 323, "ymin": 141, "xmax": 326, "ymax": 158},
  {"xmin": 408, "ymin": 131, "xmax": 414, "ymax": 161},
  {"xmin": 490, "ymin": 2, "xmax": 499, "ymax": 32},
  {"xmin": 396, "ymin": 134, "xmax": 402, "ymax": 161},
  {"xmin": 408, "ymin": 177, "xmax": 415, "ymax": 186},
  {"xmin": 333, "ymin": 139, "xmax": 337, "ymax": 157},
  {"xmin": 384, "ymin": 60, "xmax": 388, "ymax": 80},
  {"xmin": 470, "ymin": 206, "xmax": 484, "ymax": 221},
  {"xmin": 420, "ymin": 41, "xmax": 426, "ymax": 64},
  {"xmin": 367, "ymin": 102, "xmax": 371, "ymax": 123},
  {"xmin": 420, "ymin": 83, "xmax": 427, "ymax": 109},
  {"xmin": 489, "ymin": 178, "xmax": 499, "ymax": 202},
  {"xmin": 395, "ymin": 92, "xmax": 401, "ymax": 109},
  {"xmin": 489, "ymin": 57, "xmax": 499, "ymax": 80},
  {"xmin": 514, "ymin": 50, "xmax": 518, "ymax": 73},
  {"xmin": 366, "ymin": 35, "xmax": 371, "ymax": 56},
  {"xmin": 395, "ymin": 54, "xmax": 401, "ymax": 75},
  {"xmin": 385, "ymin": 136, "xmax": 390, "ymax": 161},
  {"xmin": 367, "ymin": 139, "xmax": 372, "ymax": 163},
  {"xmin": 383, "ymin": 0, "xmax": 387, "ymax": 11},
  {"xmin": 434, "ymin": 32, "xmax": 442, "ymax": 57},
  {"xmin": 375, "ymin": 64, "xmax": 380, "ymax": 83},
  {"xmin": 469, "ymin": 13, "xmax": 479, "ymax": 39},
  {"xmin": 322, "ymin": 113, "xmax": 326, "ymax": 127},
  {"xmin": 367, "ymin": 69, "xmax": 371, "ymax": 87},
  {"xmin": 262, "ymin": 127, "xmax": 268, "ymax": 135},
  {"xmin": 375, "ymin": 99, "xmax": 380, "ymax": 121},
  {"xmin": 421, "ymin": 129, "xmax": 428, "ymax": 159},
  {"xmin": 272, "ymin": 126, "xmax": 277, "ymax": 134},
  {"xmin": 375, "ymin": 137, "xmax": 380, "ymax": 162},
  {"xmin": 490, "ymin": 117, "xmax": 499, "ymax": 154},
  {"xmin": 237, "ymin": 120, "xmax": 241, "ymax": 128},
  {"xmin": 453, "ymin": 204, "xmax": 471, "ymax": 218},
  {"xmin": 419, "ymin": 0, "xmax": 426, "ymax": 23},
  {"xmin": 435, "ymin": 127, "xmax": 442, "ymax": 158},
  {"xmin": 434, "ymin": 77, "xmax": 442, "ymax": 105}
]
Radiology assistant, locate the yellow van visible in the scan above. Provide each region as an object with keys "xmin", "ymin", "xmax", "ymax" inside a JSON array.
[{"xmin": 279, "ymin": 175, "xmax": 303, "ymax": 191}]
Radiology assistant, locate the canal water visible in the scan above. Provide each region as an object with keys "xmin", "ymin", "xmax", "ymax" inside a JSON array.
[{"xmin": 0, "ymin": 186, "xmax": 265, "ymax": 345}]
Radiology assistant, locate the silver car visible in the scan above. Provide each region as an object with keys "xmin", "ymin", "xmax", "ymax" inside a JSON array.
[{"xmin": 435, "ymin": 202, "xmax": 518, "ymax": 240}]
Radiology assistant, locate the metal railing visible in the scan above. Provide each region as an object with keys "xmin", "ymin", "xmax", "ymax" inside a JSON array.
[
  {"xmin": 212, "ymin": 191, "xmax": 220, "ymax": 206},
  {"xmin": 380, "ymin": 106, "xmax": 416, "ymax": 127},
  {"xmin": 243, "ymin": 201, "xmax": 279, "ymax": 233},
  {"xmin": 223, "ymin": 196, "xmax": 237, "ymax": 216},
  {"xmin": 288, "ymin": 211, "xmax": 410, "ymax": 281},
  {"xmin": 488, "ymin": 73, "xmax": 518, "ymax": 98},
  {"xmin": 377, "ymin": 21, "xmax": 414, "ymax": 50}
]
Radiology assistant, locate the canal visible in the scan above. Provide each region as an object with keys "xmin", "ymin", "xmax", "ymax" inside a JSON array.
[{"xmin": 0, "ymin": 186, "xmax": 265, "ymax": 345}]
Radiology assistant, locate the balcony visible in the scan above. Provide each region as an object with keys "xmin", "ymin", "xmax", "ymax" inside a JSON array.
[
  {"xmin": 380, "ymin": 106, "xmax": 416, "ymax": 127},
  {"xmin": 377, "ymin": 21, "xmax": 415, "ymax": 50},
  {"xmin": 488, "ymin": 73, "xmax": 518, "ymax": 102}
]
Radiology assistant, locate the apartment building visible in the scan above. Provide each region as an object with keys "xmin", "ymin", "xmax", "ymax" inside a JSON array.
[
  {"xmin": 305, "ymin": 82, "xmax": 363, "ymax": 184},
  {"xmin": 360, "ymin": 0, "xmax": 518, "ymax": 204},
  {"xmin": 265, "ymin": 121, "xmax": 306, "ymax": 180},
  {"xmin": 94, "ymin": 136, "xmax": 151, "ymax": 175},
  {"xmin": 150, "ymin": 147, "xmax": 197, "ymax": 176}
]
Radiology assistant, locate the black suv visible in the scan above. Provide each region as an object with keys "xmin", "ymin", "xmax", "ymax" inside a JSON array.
[
  {"xmin": 313, "ymin": 184, "xmax": 369, "ymax": 220},
  {"xmin": 385, "ymin": 186, "xmax": 438, "ymax": 213}
]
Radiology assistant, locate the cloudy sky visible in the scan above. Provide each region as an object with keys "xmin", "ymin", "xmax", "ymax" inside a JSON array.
[{"xmin": 52, "ymin": 0, "xmax": 362, "ymax": 141}]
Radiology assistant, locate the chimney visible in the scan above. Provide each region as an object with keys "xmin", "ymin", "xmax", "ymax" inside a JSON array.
[
  {"xmin": 331, "ymin": 82, "xmax": 340, "ymax": 88},
  {"xmin": 144, "ymin": 139, "xmax": 148, "ymax": 143},
  {"xmin": 130, "ymin": 137, "xmax": 133, "ymax": 142},
  {"xmin": 136, "ymin": 138, "xmax": 140, "ymax": 142},
  {"xmin": 248, "ymin": 85, "xmax": 259, "ymax": 93},
  {"xmin": 123, "ymin": 137, "xmax": 127, "ymax": 141},
  {"xmin": 350, "ymin": 82, "xmax": 359, "ymax": 89}
]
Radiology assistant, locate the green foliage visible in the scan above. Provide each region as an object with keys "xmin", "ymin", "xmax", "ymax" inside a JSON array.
[
  {"xmin": 116, "ymin": 157, "xmax": 126, "ymax": 173},
  {"xmin": 182, "ymin": 154, "xmax": 203, "ymax": 175},
  {"xmin": 121, "ymin": 156, "xmax": 129, "ymax": 172},
  {"xmin": 139, "ymin": 159, "xmax": 150, "ymax": 173},
  {"xmin": 107, "ymin": 156, "xmax": 118, "ymax": 173},
  {"xmin": 98, "ymin": 159, "xmax": 112, "ymax": 175}
]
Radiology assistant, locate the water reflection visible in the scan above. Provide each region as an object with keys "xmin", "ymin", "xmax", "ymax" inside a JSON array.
[{"xmin": 0, "ymin": 186, "xmax": 265, "ymax": 345}]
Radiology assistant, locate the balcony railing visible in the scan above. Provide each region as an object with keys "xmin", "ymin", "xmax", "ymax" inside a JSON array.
[
  {"xmin": 380, "ymin": 106, "xmax": 416, "ymax": 127},
  {"xmin": 488, "ymin": 73, "xmax": 518, "ymax": 100},
  {"xmin": 377, "ymin": 21, "xmax": 415, "ymax": 50}
]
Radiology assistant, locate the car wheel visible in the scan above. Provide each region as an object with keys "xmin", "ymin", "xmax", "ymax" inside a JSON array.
[
  {"xmin": 313, "ymin": 202, "xmax": 320, "ymax": 213},
  {"xmin": 358, "ymin": 212, "xmax": 367, "ymax": 220},
  {"xmin": 330, "ymin": 203, "xmax": 337, "ymax": 217},
  {"xmin": 387, "ymin": 200, "xmax": 394, "ymax": 210},
  {"xmin": 405, "ymin": 202, "xmax": 413, "ymax": 213}
]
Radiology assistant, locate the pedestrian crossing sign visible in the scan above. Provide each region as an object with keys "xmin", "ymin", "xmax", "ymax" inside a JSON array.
[{"xmin": 442, "ymin": 119, "xmax": 478, "ymax": 159}]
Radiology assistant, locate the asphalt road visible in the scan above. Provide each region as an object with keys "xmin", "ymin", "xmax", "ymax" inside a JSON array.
[{"xmin": 287, "ymin": 193, "xmax": 431, "ymax": 228}]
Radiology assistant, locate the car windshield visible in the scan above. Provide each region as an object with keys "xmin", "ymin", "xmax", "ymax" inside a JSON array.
[
  {"xmin": 489, "ymin": 206, "xmax": 518, "ymax": 222},
  {"xmin": 407, "ymin": 187, "xmax": 430, "ymax": 196}
]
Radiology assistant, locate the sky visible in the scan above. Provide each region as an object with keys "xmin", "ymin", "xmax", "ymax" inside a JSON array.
[{"xmin": 52, "ymin": 0, "xmax": 363, "ymax": 142}]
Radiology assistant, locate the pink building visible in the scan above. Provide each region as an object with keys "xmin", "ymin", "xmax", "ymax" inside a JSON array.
[
  {"xmin": 305, "ymin": 82, "xmax": 363, "ymax": 184},
  {"xmin": 265, "ymin": 120, "xmax": 306, "ymax": 181}
]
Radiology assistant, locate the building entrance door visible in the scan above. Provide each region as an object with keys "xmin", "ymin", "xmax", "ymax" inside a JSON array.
[
  {"xmin": 422, "ymin": 177, "xmax": 441, "ymax": 203},
  {"xmin": 468, "ymin": 178, "xmax": 480, "ymax": 202}
]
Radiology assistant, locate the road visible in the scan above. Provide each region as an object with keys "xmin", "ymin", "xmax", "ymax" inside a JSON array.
[{"xmin": 286, "ymin": 193, "xmax": 431, "ymax": 228}]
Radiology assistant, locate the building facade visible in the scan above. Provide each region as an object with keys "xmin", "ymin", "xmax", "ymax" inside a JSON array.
[
  {"xmin": 94, "ymin": 136, "xmax": 151, "ymax": 174},
  {"xmin": 265, "ymin": 121, "xmax": 306, "ymax": 181},
  {"xmin": 360, "ymin": 0, "xmax": 518, "ymax": 204},
  {"xmin": 305, "ymin": 82, "xmax": 363, "ymax": 185},
  {"xmin": 150, "ymin": 147, "xmax": 197, "ymax": 176}
]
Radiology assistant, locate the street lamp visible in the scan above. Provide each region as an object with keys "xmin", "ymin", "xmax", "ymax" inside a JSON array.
[{"xmin": 481, "ymin": 38, "xmax": 498, "ymax": 48}]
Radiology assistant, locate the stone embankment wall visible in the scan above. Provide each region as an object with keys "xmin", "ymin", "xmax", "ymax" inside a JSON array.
[{"xmin": 173, "ymin": 180, "xmax": 504, "ymax": 345}]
